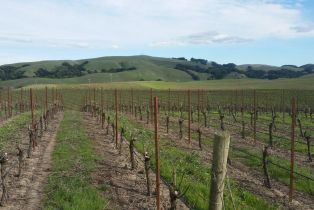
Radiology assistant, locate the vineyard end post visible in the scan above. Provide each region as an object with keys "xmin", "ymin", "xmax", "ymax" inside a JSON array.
[{"xmin": 209, "ymin": 131, "xmax": 230, "ymax": 210}]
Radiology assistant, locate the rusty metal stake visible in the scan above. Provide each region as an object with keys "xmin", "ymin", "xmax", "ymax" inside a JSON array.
[
  {"xmin": 289, "ymin": 97, "xmax": 296, "ymax": 202},
  {"xmin": 253, "ymin": 90, "xmax": 257, "ymax": 144},
  {"xmin": 115, "ymin": 89, "xmax": 119, "ymax": 149},
  {"xmin": 154, "ymin": 96, "xmax": 160, "ymax": 210},
  {"xmin": 188, "ymin": 90, "xmax": 191, "ymax": 144}
]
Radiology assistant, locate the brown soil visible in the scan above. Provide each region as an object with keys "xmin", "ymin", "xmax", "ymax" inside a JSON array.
[
  {"xmin": 1, "ymin": 112, "xmax": 64, "ymax": 210},
  {"xmin": 82, "ymin": 113, "xmax": 189, "ymax": 210}
]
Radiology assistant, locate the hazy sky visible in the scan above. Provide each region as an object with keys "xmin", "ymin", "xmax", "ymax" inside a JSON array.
[{"xmin": 0, "ymin": 0, "xmax": 313, "ymax": 65}]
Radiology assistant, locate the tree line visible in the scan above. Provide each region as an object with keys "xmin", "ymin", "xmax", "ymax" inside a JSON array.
[
  {"xmin": 0, "ymin": 64, "xmax": 29, "ymax": 80},
  {"xmin": 174, "ymin": 59, "xmax": 314, "ymax": 80},
  {"xmin": 35, "ymin": 61, "xmax": 137, "ymax": 79}
]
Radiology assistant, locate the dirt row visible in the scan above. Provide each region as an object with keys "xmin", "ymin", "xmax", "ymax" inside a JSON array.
[
  {"xmin": 130, "ymin": 114, "xmax": 314, "ymax": 210},
  {"xmin": 2, "ymin": 112, "xmax": 64, "ymax": 210},
  {"xmin": 83, "ymin": 113, "xmax": 189, "ymax": 210}
]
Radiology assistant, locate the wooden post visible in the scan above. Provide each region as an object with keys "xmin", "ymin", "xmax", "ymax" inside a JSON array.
[
  {"xmin": 85, "ymin": 90, "xmax": 87, "ymax": 110},
  {"xmin": 188, "ymin": 90, "xmax": 191, "ymax": 144},
  {"xmin": 131, "ymin": 88, "xmax": 134, "ymax": 117},
  {"xmin": 150, "ymin": 88, "xmax": 153, "ymax": 124},
  {"xmin": 115, "ymin": 89, "xmax": 118, "ymax": 149},
  {"xmin": 10, "ymin": 90, "xmax": 12, "ymax": 116},
  {"xmin": 168, "ymin": 88, "xmax": 171, "ymax": 112},
  {"xmin": 235, "ymin": 90, "xmax": 238, "ymax": 112},
  {"xmin": 262, "ymin": 146, "xmax": 271, "ymax": 188},
  {"xmin": 45, "ymin": 87, "xmax": 48, "ymax": 117},
  {"xmin": 0, "ymin": 91, "xmax": 1, "ymax": 115},
  {"xmin": 289, "ymin": 97, "xmax": 296, "ymax": 202},
  {"xmin": 52, "ymin": 88, "xmax": 54, "ymax": 105},
  {"xmin": 241, "ymin": 89, "xmax": 244, "ymax": 120},
  {"xmin": 198, "ymin": 89, "xmax": 200, "ymax": 123},
  {"xmin": 253, "ymin": 90, "xmax": 257, "ymax": 144},
  {"xmin": 88, "ymin": 87, "xmax": 92, "ymax": 112},
  {"xmin": 177, "ymin": 91, "xmax": 180, "ymax": 111},
  {"xmin": 154, "ymin": 96, "xmax": 160, "ymax": 210},
  {"xmin": 201, "ymin": 89, "xmax": 205, "ymax": 111},
  {"xmin": 3, "ymin": 90, "xmax": 7, "ymax": 119},
  {"xmin": 20, "ymin": 88, "xmax": 23, "ymax": 113},
  {"xmin": 93, "ymin": 88, "xmax": 96, "ymax": 117},
  {"xmin": 282, "ymin": 89, "xmax": 285, "ymax": 123},
  {"xmin": 30, "ymin": 89, "xmax": 35, "ymax": 130},
  {"xmin": 101, "ymin": 88, "xmax": 104, "ymax": 114},
  {"xmin": 119, "ymin": 89, "xmax": 122, "ymax": 112},
  {"xmin": 7, "ymin": 87, "xmax": 10, "ymax": 118},
  {"xmin": 55, "ymin": 88, "xmax": 58, "ymax": 103},
  {"xmin": 30, "ymin": 88, "xmax": 37, "ymax": 148},
  {"xmin": 209, "ymin": 131, "xmax": 230, "ymax": 210}
]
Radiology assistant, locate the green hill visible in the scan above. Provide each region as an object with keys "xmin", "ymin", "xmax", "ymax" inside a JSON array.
[
  {"xmin": 0, "ymin": 55, "xmax": 313, "ymax": 88},
  {"xmin": 0, "ymin": 56, "xmax": 196, "ymax": 82}
]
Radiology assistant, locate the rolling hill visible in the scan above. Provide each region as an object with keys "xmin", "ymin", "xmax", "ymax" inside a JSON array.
[{"xmin": 0, "ymin": 55, "xmax": 313, "ymax": 88}]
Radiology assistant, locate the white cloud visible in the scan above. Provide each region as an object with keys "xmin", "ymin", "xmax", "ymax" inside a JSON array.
[
  {"xmin": 111, "ymin": 44, "xmax": 120, "ymax": 49},
  {"xmin": 0, "ymin": 0, "xmax": 313, "ymax": 49},
  {"xmin": 291, "ymin": 25, "xmax": 314, "ymax": 33}
]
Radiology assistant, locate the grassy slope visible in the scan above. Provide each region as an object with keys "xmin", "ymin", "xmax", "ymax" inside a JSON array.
[
  {"xmin": 3, "ymin": 55, "xmax": 195, "ymax": 83},
  {"xmin": 43, "ymin": 111, "xmax": 107, "ymax": 210},
  {"xmin": 22, "ymin": 73, "xmax": 314, "ymax": 90},
  {"xmin": 1, "ymin": 55, "xmax": 313, "ymax": 89}
]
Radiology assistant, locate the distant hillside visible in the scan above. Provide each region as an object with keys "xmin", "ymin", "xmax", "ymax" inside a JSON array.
[{"xmin": 0, "ymin": 55, "xmax": 313, "ymax": 85}]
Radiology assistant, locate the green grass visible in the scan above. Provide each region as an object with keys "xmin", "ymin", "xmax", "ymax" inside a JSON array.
[
  {"xmin": 2, "ymin": 74, "xmax": 314, "ymax": 89},
  {"xmin": 43, "ymin": 111, "xmax": 108, "ymax": 210},
  {"xmin": 109, "ymin": 111, "xmax": 279, "ymax": 210},
  {"xmin": 13, "ymin": 74, "xmax": 314, "ymax": 90},
  {"xmin": 0, "ymin": 112, "xmax": 33, "ymax": 150}
]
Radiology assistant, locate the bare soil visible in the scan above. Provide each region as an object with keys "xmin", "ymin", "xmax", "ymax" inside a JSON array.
[
  {"xmin": 83, "ymin": 113, "xmax": 189, "ymax": 210},
  {"xmin": 1, "ymin": 112, "xmax": 63, "ymax": 210}
]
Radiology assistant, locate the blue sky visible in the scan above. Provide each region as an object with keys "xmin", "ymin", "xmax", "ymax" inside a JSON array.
[{"xmin": 0, "ymin": 0, "xmax": 313, "ymax": 66}]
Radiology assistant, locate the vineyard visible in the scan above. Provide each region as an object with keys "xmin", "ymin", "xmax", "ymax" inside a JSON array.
[{"xmin": 0, "ymin": 87, "xmax": 313, "ymax": 210}]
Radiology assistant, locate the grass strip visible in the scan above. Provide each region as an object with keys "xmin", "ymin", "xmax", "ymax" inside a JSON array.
[{"xmin": 43, "ymin": 111, "xmax": 108, "ymax": 210}]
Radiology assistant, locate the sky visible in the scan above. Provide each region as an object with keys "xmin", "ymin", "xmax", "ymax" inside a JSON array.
[{"xmin": 0, "ymin": 0, "xmax": 314, "ymax": 66}]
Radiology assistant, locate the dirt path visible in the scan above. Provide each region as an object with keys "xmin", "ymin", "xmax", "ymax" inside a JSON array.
[
  {"xmin": 83, "ymin": 114, "xmax": 189, "ymax": 210},
  {"xmin": 2, "ymin": 112, "xmax": 64, "ymax": 210}
]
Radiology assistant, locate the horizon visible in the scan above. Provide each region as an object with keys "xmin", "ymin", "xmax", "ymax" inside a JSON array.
[
  {"xmin": 0, "ymin": 0, "xmax": 314, "ymax": 66},
  {"xmin": 0, "ymin": 54, "xmax": 312, "ymax": 67}
]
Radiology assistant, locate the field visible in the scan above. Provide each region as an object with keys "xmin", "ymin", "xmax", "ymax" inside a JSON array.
[
  {"xmin": 0, "ymin": 86, "xmax": 312, "ymax": 210},
  {"xmin": 0, "ymin": 73, "xmax": 313, "ymax": 90}
]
